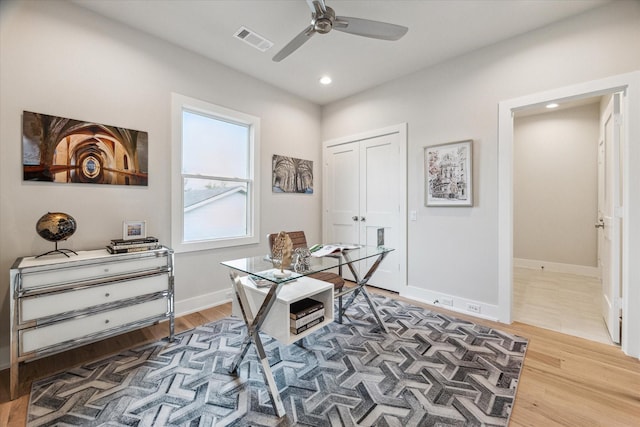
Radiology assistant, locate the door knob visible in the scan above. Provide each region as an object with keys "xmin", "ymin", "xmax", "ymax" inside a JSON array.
[
  {"xmin": 360, "ymin": 217, "xmax": 366, "ymax": 222},
  {"xmin": 352, "ymin": 216, "xmax": 358, "ymax": 221}
]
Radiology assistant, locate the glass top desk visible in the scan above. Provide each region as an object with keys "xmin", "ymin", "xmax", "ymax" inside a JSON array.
[{"xmin": 221, "ymin": 245, "xmax": 394, "ymax": 417}]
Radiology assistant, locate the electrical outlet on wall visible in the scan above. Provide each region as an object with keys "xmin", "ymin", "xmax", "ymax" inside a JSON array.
[
  {"xmin": 440, "ymin": 297, "xmax": 453, "ymax": 306},
  {"xmin": 466, "ymin": 303, "xmax": 481, "ymax": 314}
]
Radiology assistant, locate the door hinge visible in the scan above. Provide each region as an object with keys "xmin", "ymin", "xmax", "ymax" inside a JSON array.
[
  {"xmin": 614, "ymin": 207, "xmax": 623, "ymax": 218},
  {"xmin": 614, "ymin": 113, "xmax": 622, "ymax": 127}
]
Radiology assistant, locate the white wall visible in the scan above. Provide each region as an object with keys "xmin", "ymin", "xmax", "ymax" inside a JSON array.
[
  {"xmin": 0, "ymin": 0, "xmax": 322, "ymax": 368},
  {"xmin": 514, "ymin": 103, "xmax": 600, "ymax": 269},
  {"xmin": 322, "ymin": 1, "xmax": 640, "ymax": 318}
]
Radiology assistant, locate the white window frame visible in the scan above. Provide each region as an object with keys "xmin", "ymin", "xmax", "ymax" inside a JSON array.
[{"xmin": 171, "ymin": 93, "xmax": 260, "ymax": 252}]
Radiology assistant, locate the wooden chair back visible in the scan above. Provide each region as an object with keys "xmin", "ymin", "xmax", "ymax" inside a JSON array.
[
  {"xmin": 268, "ymin": 231, "xmax": 308, "ymax": 252},
  {"xmin": 266, "ymin": 231, "xmax": 344, "ymax": 292}
]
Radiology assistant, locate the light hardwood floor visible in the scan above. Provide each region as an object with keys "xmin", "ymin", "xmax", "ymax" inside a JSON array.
[
  {"xmin": 513, "ymin": 267, "xmax": 614, "ymax": 345},
  {"xmin": 1, "ymin": 287, "xmax": 639, "ymax": 426}
]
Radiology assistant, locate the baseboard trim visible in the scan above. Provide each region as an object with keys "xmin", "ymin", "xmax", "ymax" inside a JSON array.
[
  {"xmin": 400, "ymin": 286, "xmax": 499, "ymax": 322},
  {"xmin": 175, "ymin": 289, "xmax": 232, "ymax": 317},
  {"xmin": 514, "ymin": 258, "xmax": 600, "ymax": 278}
]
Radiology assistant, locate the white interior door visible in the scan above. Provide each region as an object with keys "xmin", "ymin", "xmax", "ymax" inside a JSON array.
[
  {"xmin": 599, "ymin": 93, "xmax": 622, "ymax": 344},
  {"xmin": 358, "ymin": 134, "xmax": 400, "ymax": 289},
  {"xmin": 324, "ymin": 129, "xmax": 405, "ymax": 292},
  {"xmin": 325, "ymin": 143, "xmax": 359, "ymax": 246}
]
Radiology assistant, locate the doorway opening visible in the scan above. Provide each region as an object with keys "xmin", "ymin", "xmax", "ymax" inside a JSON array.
[
  {"xmin": 497, "ymin": 71, "xmax": 640, "ymax": 358},
  {"xmin": 512, "ymin": 97, "xmax": 615, "ymax": 345}
]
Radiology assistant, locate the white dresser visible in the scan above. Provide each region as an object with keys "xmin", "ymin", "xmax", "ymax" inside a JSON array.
[{"xmin": 9, "ymin": 246, "xmax": 174, "ymax": 399}]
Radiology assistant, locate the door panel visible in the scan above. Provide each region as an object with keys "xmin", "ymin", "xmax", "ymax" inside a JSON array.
[
  {"xmin": 360, "ymin": 136, "xmax": 399, "ymax": 289},
  {"xmin": 326, "ymin": 144, "xmax": 359, "ymax": 246},
  {"xmin": 599, "ymin": 93, "xmax": 622, "ymax": 344}
]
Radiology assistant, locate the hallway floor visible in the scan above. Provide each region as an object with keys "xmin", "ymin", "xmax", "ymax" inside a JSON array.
[{"xmin": 513, "ymin": 267, "xmax": 614, "ymax": 345}]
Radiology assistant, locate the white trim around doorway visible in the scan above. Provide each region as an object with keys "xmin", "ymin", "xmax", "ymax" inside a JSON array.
[{"xmin": 498, "ymin": 71, "xmax": 640, "ymax": 359}]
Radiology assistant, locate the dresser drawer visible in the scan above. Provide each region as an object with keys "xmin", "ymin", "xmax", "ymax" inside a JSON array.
[
  {"xmin": 19, "ymin": 253, "xmax": 169, "ymax": 291},
  {"xmin": 19, "ymin": 297, "xmax": 169, "ymax": 355},
  {"xmin": 19, "ymin": 273, "xmax": 169, "ymax": 324}
]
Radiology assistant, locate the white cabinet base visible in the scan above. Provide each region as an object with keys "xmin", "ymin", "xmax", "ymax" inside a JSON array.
[{"xmin": 233, "ymin": 276, "xmax": 334, "ymax": 344}]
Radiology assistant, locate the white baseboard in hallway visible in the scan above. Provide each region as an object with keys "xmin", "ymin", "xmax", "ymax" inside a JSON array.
[
  {"xmin": 513, "ymin": 267, "xmax": 614, "ymax": 345},
  {"xmin": 514, "ymin": 258, "xmax": 600, "ymax": 278}
]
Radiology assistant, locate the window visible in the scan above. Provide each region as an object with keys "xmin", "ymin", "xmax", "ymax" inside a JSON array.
[{"xmin": 171, "ymin": 94, "xmax": 260, "ymax": 252}]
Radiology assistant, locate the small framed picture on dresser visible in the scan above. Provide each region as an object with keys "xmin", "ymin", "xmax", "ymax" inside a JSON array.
[{"xmin": 123, "ymin": 220, "xmax": 147, "ymax": 240}]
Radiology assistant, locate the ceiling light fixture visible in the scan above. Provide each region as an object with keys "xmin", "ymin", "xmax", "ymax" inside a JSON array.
[
  {"xmin": 545, "ymin": 103, "xmax": 559, "ymax": 109},
  {"xmin": 319, "ymin": 76, "xmax": 332, "ymax": 85}
]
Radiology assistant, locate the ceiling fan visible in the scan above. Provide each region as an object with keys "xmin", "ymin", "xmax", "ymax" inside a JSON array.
[{"xmin": 272, "ymin": 0, "xmax": 408, "ymax": 62}]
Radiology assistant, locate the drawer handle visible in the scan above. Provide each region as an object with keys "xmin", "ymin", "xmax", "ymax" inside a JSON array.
[
  {"xmin": 105, "ymin": 319, "xmax": 110, "ymax": 324},
  {"xmin": 105, "ymin": 293, "xmax": 110, "ymax": 297},
  {"xmin": 104, "ymin": 268, "xmax": 109, "ymax": 273}
]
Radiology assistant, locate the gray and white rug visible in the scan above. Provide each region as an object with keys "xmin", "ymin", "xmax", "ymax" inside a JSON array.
[{"xmin": 28, "ymin": 295, "xmax": 528, "ymax": 426}]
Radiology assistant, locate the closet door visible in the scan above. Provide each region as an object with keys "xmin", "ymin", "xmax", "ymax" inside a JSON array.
[
  {"xmin": 325, "ymin": 142, "xmax": 359, "ymax": 246},
  {"xmin": 324, "ymin": 132, "xmax": 402, "ymax": 292}
]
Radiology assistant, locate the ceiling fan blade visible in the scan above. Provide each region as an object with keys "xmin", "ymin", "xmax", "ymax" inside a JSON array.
[
  {"xmin": 272, "ymin": 25, "xmax": 316, "ymax": 62},
  {"xmin": 334, "ymin": 16, "xmax": 408, "ymax": 41},
  {"xmin": 305, "ymin": 0, "xmax": 326, "ymax": 15}
]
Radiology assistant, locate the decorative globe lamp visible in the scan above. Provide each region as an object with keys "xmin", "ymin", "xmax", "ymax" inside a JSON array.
[{"xmin": 35, "ymin": 212, "xmax": 78, "ymax": 258}]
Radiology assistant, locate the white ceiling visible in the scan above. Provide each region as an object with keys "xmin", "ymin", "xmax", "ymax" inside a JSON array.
[
  {"xmin": 513, "ymin": 95, "xmax": 602, "ymax": 117},
  {"xmin": 71, "ymin": 0, "xmax": 611, "ymax": 106}
]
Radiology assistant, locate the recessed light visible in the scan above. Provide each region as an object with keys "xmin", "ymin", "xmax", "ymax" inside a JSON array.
[
  {"xmin": 319, "ymin": 76, "xmax": 332, "ymax": 85},
  {"xmin": 546, "ymin": 103, "xmax": 559, "ymax": 109}
]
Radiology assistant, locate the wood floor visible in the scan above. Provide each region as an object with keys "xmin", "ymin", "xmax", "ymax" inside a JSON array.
[
  {"xmin": 513, "ymin": 267, "xmax": 614, "ymax": 345},
  {"xmin": 1, "ymin": 288, "xmax": 639, "ymax": 426}
]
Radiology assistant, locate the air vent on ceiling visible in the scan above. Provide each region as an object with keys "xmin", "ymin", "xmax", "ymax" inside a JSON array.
[{"xmin": 233, "ymin": 26, "xmax": 273, "ymax": 52}]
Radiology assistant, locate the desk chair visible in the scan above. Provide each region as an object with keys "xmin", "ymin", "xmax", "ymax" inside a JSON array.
[{"xmin": 267, "ymin": 231, "xmax": 345, "ymax": 322}]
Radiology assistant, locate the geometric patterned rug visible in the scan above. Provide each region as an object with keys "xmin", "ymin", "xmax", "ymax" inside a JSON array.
[{"xmin": 27, "ymin": 294, "xmax": 528, "ymax": 426}]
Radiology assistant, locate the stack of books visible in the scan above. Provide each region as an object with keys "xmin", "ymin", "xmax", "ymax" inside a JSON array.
[
  {"xmin": 106, "ymin": 237, "xmax": 160, "ymax": 254},
  {"xmin": 289, "ymin": 298, "xmax": 325, "ymax": 335}
]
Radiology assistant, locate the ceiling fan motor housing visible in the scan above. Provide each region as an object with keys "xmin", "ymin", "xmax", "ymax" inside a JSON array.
[{"xmin": 312, "ymin": 6, "xmax": 335, "ymax": 34}]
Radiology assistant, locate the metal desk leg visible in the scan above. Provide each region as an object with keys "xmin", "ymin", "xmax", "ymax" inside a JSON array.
[
  {"xmin": 337, "ymin": 263, "xmax": 343, "ymax": 324},
  {"xmin": 252, "ymin": 329, "xmax": 285, "ymax": 416},
  {"xmin": 338, "ymin": 289, "xmax": 343, "ymax": 324},
  {"xmin": 339, "ymin": 251, "xmax": 390, "ymax": 333},
  {"xmin": 358, "ymin": 287, "xmax": 388, "ymax": 333},
  {"xmin": 229, "ymin": 272, "xmax": 255, "ymax": 373},
  {"xmin": 228, "ymin": 270, "xmax": 287, "ymax": 417}
]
